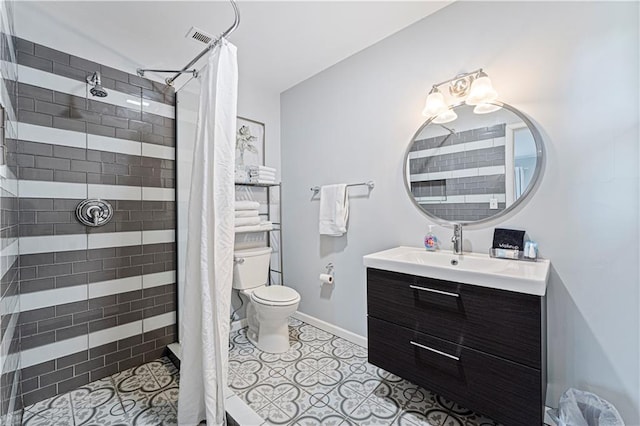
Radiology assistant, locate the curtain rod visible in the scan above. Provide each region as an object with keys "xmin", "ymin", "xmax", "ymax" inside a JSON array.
[{"xmin": 136, "ymin": 0, "xmax": 240, "ymax": 86}]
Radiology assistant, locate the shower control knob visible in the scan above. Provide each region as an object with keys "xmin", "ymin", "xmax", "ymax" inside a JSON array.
[{"xmin": 76, "ymin": 199, "xmax": 114, "ymax": 227}]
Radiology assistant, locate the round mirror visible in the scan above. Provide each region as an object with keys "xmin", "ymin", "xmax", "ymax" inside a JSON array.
[{"xmin": 404, "ymin": 102, "xmax": 543, "ymax": 225}]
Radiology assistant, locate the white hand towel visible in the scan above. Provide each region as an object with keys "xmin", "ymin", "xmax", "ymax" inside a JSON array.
[
  {"xmin": 248, "ymin": 178, "xmax": 276, "ymax": 184},
  {"xmin": 235, "ymin": 216, "xmax": 261, "ymax": 227},
  {"xmin": 319, "ymin": 184, "xmax": 349, "ymax": 236},
  {"xmin": 235, "ymin": 200, "xmax": 260, "ymax": 210},
  {"xmin": 249, "ymin": 172, "xmax": 276, "ymax": 179},
  {"xmin": 235, "ymin": 210, "xmax": 259, "ymax": 218},
  {"xmin": 234, "ymin": 221, "xmax": 273, "ymax": 233}
]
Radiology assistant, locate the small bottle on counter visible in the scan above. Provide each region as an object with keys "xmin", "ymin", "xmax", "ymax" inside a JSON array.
[{"xmin": 424, "ymin": 225, "xmax": 439, "ymax": 251}]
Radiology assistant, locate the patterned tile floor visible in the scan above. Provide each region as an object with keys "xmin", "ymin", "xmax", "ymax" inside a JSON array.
[
  {"xmin": 22, "ymin": 357, "xmax": 179, "ymax": 426},
  {"xmin": 228, "ymin": 318, "xmax": 502, "ymax": 426},
  {"xmin": 22, "ymin": 318, "xmax": 504, "ymax": 426}
]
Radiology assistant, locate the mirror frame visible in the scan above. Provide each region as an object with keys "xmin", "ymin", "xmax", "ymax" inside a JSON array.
[{"xmin": 403, "ymin": 101, "xmax": 544, "ymax": 227}]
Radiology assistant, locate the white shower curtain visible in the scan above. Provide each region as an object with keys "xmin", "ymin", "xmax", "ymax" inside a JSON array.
[{"xmin": 177, "ymin": 39, "xmax": 238, "ymax": 426}]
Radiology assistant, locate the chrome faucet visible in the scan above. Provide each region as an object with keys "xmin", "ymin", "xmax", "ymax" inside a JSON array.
[{"xmin": 451, "ymin": 223, "xmax": 463, "ymax": 254}]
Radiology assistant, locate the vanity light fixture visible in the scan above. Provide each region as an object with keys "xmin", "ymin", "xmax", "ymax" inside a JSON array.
[{"xmin": 422, "ymin": 68, "xmax": 500, "ymax": 120}]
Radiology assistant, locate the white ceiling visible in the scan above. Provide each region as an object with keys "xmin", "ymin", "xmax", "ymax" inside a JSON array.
[{"xmin": 15, "ymin": 1, "xmax": 450, "ymax": 93}]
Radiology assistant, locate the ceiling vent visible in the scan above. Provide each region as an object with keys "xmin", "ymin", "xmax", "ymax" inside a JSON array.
[{"xmin": 185, "ymin": 27, "xmax": 213, "ymax": 45}]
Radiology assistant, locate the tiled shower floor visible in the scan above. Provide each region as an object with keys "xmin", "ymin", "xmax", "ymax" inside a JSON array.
[
  {"xmin": 23, "ymin": 318, "xmax": 503, "ymax": 425},
  {"xmin": 22, "ymin": 357, "xmax": 179, "ymax": 425}
]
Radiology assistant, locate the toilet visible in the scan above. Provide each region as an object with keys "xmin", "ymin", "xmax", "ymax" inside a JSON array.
[{"xmin": 233, "ymin": 247, "xmax": 301, "ymax": 353}]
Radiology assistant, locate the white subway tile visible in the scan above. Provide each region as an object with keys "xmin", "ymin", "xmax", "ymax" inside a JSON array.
[
  {"xmin": 88, "ymin": 276, "xmax": 142, "ymax": 299},
  {"xmin": 87, "ymin": 134, "xmax": 141, "ymax": 156},
  {"xmin": 142, "ymin": 271, "xmax": 176, "ymax": 289},
  {"xmin": 19, "ymin": 180, "xmax": 87, "ymax": 199},
  {"xmin": 87, "ymin": 184, "xmax": 141, "ymax": 200},
  {"xmin": 143, "ymin": 311, "xmax": 175, "ymax": 333},
  {"xmin": 142, "ymin": 143, "xmax": 175, "ymax": 160},
  {"xmin": 142, "ymin": 187, "xmax": 175, "ymax": 201},
  {"xmin": 17, "ymin": 122, "xmax": 86, "ymax": 148},
  {"xmin": 20, "ymin": 235, "xmax": 87, "ymax": 255},
  {"xmin": 20, "ymin": 285, "xmax": 87, "ymax": 312},
  {"xmin": 89, "ymin": 321, "xmax": 142, "ymax": 348},
  {"xmin": 142, "ymin": 230, "xmax": 175, "ymax": 245},
  {"xmin": 21, "ymin": 336, "xmax": 88, "ymax": 368},
  {"xmin": 88, "ymin": 231, "xmax": 142, "ymax": 249}
]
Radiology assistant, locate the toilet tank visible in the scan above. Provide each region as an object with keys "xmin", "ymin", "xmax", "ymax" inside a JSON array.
[{"xmin": 233, "ymin": 247, "xmax": 272, "ymax": 290}]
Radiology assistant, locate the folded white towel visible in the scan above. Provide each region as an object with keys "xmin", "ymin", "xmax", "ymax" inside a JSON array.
[
  {"xmin": 249, "ymin": 177, "xmax": 276, "ymax": 184},
  {"xmin": 235, "ymin": 200, "xmax": 260, "ymax": 210},
  {"xmin": 235, "ymin": 169, "xmax": 248, "ymax": 183},
  {"xmin": 234, "ymin": 221, "xmax": 273, "ymax": 233},
  {"xmin": 247, "ymin": 165, "xmax": 276, "ymax": 173},
  {"xmin": 235, "ymin": 210, "xmax": 259, "ymax": 218},
  {"xmin": 249, "ymin": 171, "xmax": 276, "ymax": 178},
  {"xmin": 235, "ymin": 216, "xmax": 261, "ymax": 227},
  {"xmin": 319, "ymin": 184, "xmax": 349, "ymax": 236}
]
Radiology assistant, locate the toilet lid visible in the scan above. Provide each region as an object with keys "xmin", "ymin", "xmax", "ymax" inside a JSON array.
[{"xmin": 252, "ymin": 286, "xmax": 299, "ymax": 303}]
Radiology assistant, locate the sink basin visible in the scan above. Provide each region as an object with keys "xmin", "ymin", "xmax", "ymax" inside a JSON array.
[{"xmin": 363, "ymin": 246, "xmax": 550, "ymax": 295}]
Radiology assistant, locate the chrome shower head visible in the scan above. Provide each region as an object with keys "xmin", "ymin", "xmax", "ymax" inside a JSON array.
[{"xmin": 86, "ymin": 71, "xmax": 108, "ymax": 98}]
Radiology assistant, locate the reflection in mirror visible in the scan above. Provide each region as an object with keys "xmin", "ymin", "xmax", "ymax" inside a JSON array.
[{"xmin": 405, "ymin": 103, "xmax": 542, "ymax": 224}]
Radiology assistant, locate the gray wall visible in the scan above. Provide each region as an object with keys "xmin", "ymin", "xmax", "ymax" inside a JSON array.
[
  {"xmin": 12, "ymin": 37, "xmax": 177, "ymax": 407},
  {"xmin": 281, "ymin": 1, "xmax": 639, "ymax": 421}
]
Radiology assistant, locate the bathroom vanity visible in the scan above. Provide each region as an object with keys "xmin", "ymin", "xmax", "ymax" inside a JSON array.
[{"xmin": 364, "ymin": 247, "xmax": 550, "ymax": 426}]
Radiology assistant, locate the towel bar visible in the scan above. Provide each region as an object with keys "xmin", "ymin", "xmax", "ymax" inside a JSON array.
[{"xmin": 310, "ymin": 180, "xmax": 374, "ymax": 196}]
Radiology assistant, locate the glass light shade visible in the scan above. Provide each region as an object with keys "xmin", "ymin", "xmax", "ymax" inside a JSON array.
[
  {"xmin": 422, "ymin": 90, "xmax": 447, "ymax": 117},
  {"xmin": 473, "ymin": 103, "xmax": 502, "ymax": 114},
  {"xmin": 465, "ymin": 76, "xmax": 498, "ymax": 106},
  {"xmin": 432, "ymin": 109, "xmax": 457, "ymax": 124}
]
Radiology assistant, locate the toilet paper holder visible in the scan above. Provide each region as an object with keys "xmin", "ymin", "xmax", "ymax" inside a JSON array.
[{"xmin": 325, "ymin": 263, "xmax": 334, "ymax": 274}]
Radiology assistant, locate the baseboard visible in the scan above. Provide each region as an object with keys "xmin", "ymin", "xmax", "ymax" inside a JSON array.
[{"xmin": 291, "ymin": 311, "xmax": 367, "ymax": 348}]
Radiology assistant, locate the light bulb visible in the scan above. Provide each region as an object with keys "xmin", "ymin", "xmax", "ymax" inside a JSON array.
[
  {"xmin": 422, "ymin": 89, "xmax": 448, "ymax": 117},
  {"xmin": 473, "ymin": 103, "xmax": 502, "ymax": 114},
  {"xmin": 432, "ymin": 109, "xmax": 458, "ymax": 124},
  {"xmin": 466, "ymin": 74, "xmax": 498, "ymax": 106}
]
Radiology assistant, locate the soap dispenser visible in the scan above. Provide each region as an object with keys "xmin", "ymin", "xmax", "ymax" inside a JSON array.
[{"xmin": 424, "ymin": 225, "xmax": 439, "ymax": 251}]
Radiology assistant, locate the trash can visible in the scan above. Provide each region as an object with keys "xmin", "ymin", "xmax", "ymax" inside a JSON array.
[{"xmin": 549, "ymin": 388, "xmax": 625, "ymax": 426}]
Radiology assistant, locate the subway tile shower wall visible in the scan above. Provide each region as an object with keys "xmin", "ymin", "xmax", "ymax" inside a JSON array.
[
  {"xmin": 1, "ymin": 2, "xmax": 23, "ymax": 424},
  {"xmin": 10, "ymin": 36, "xmax": 177, "ymax": 407}
]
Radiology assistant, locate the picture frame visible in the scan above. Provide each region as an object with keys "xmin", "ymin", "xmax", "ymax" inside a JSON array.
[{"xmin": 236, "ymin": 116, "xmax": 265, "ymax": 168}]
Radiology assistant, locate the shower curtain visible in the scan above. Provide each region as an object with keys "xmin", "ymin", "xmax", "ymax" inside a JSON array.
[{"xmin": 177, "ymin": 39, "xmax": 238, "ymax": 426}]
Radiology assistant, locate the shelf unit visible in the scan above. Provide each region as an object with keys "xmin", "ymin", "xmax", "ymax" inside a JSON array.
[{"xmin": 235, "ymin": 182, "xmax": 283, "ymax": 285}]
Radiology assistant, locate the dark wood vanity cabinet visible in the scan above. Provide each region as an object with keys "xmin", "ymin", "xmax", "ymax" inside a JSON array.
[{"xmin": 367, "ymin": 268, "xmax": 546, "ymax": 426}]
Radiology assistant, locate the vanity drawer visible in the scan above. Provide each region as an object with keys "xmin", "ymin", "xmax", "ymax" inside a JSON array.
[
  {"xmin": 367, "ymin": 317, "xmax": 543, "ymax": 426},
  {"xmin": 367, "ymin": 268, "xmax": 543, "ymax": 368}
]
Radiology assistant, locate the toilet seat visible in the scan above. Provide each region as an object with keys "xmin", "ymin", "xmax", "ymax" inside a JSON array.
[{"xmin": 251, "ymin": 285, "xmax": 300, "ymax": 306}]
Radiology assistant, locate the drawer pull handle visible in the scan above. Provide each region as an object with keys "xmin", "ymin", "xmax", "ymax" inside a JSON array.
[
  {"xmin": 410, "ymin": 340, "xmax": 460, "ymax": 361},
  {"xmin": 409, "ymin": 285, "xmax": 459, "ymax": 298}
]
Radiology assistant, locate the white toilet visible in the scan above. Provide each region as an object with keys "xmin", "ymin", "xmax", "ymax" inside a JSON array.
[{"xmin": 233, "ymin": 247, "xmax": 301, "ymax": 353}]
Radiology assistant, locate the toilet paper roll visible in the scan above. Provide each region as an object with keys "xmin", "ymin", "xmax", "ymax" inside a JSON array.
[{"xmin": 319, "ymin": 273, "xmax": 334, "ymax": 284}]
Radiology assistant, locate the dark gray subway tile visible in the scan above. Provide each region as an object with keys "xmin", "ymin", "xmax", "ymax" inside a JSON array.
[
  {"xmin": 19, "ymin": 168, "xmax": 54, "ymax": 181},
  {"xmin": 73, "ymin": 309, "xmax": 102, "ymax": 325},
  {"xmin": 21, "ymin": 377, "xmax": 39, "ymax": 394},
  {"xmin": 35, "ymin": 211, "xmax": 70, "ymax": 224},
  {"xmin": 57, "ymin": 373, "xmax": 90, "ymax": 394},
  {"xmin": 18, "ymin": 83, "xmax": 54, "ymax": 102},
  {"xmin": 37, "ymin": 315, "xmax": 72, "ymax": 333},
  {"xmin": 143, "ymin": 348, "xmax": 165, "ymax": 363},
  {"xmin": 114, "ymin": 81, "xmax": 141, "ymax": 97},
  {"xmin": 20, "ymin": 252, "xmax": 54, "ymax": 267},
  {"xmin": 89, "ymin": 342, "xmax": 117, "ymax": 359},
  {"xmin": 72, "ymin": 260, "xmax": 102, "ymax": 274},
  {"xmin": 116, "ymin": 106, "xmax": 141, "ymax": 121},
  {"xmin": 55, "ymin": 323, "xmax": 87, "ymax": 341},
  {"xmin": 19, "ymin": 307, "xmax": 55, "ymax": 325},
  {"xmin": 118, "ymin": 335, "xmax": 142, "ymax": 350},
  {"xmin": 69, "ymin": 55, "xmax": 100, "ymax": 73},
  {"xmin": 34, "ymin": 100, "xmax": 68, "ymax": 117},
  {"xmin": 17, "ymin": 110, "xmax": 53, "ymax": 127},
  {"xmin": 53, "ymin": 116, "xmax": 86, "ymax": 133},
  {"xmin": 86, "ymin": 123, "xmax": 115, "ymax": 138},
  {"xmin": 105, "ymin": 348, "xmax": 131, "ymax": 366},
  {"xmin": 54, "ymin": 250, "xmax": 87, "ymax": 263},
  {"xmin": 131, "ymin": 341, "xmax": 155, "ymax": 356},
  {"xmin": 34, "ymin": 44, "xmax": 69, "ymax": 65},
  {"xmin": 21, "ymin": 360, "xmax": 55, "ymax": 380},
  {"xmin": 53, "ymin": 146, "xmax": 86, "ymax": 161},
  {"xmin": 101, "ymin": 114, "xmax": 128, "ymax": 129},
  {"xmin": 103, "ymin": 302, "xmax": 130, "ymax": 318},
  {"xmin": 22, "ymin": 384, "xmax": 56, "ymax": 407},
  {"xmin": 90, "ymin": 363, "xmax": 118, "ymax": 382},
  {"xmin": 37, "ymin": 263, "xmax": 72, "ymax": 278},
  {"xmin": 38, "ymin": 366, "xmax": 73, "ymax": 387},
  {"xmin": 20, "ymin": 277, "xmax": 55, "ymax": 293},
  {"xmin": 87, "ymin": 100, "xmax": 116, "ymax": 116},
  {"xmin": 128, "ymin": 75, "xmax": 153, "ymax": 90},
  {"xmin": 52, "ymin": 62, "xmax": 88, "ymax": 81},
  {"xmin": 89, "ymin": 317, "xmax": 117, "ymax": 333},
  {"xmin": 56, "ymin": 300, "xmax": 88, "ymax": 316},
  {"xmin": 74, "ymin": 357, "xmax": 104, "ymax": 375},
  {"xmin": 117, "ymin": 311, "xmax": 142, "ymax": 325},
  {"xmin": 53, "ymin": 170, "xmax": 87, "ymax": 184},
  {"xmin": 115, "ymin": 128, "xmax": 140, "ymax": 142},
  {"xmin": 17, "ymin": 51, "xmax": 52, "ymax": 73},
  {"xmin": 17, "ymin": 97, "xmax": 35, "ymax": 111},
  {"xmin": 56, "ymin": 351, "xmax": 88, "ymax": 369},
  {"xmin": 21, "ymin": 331, "xmax": 55, "ymax": 349},
  {"xmin": 88, "ymin": 269, "xmax": 117, "ymax": 284},
  {"xmin": 118, "ymin": 354, "xmax": 144, "ymax": 371},
  {"xmin": 70, "ymin": 160, "xmax": 101, "ymax": 173},
  {"xmin": 13, "ymin": 37, "xmax": 34, "ymax": 55},
  {"xmin": 100, "ymin": 65, "xmax": 129, "ymax": 83}
]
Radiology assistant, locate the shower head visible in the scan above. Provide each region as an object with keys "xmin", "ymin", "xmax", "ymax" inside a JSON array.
[{"xmin": 86, "ymin": 71, "xmax": 108, "ymax": 98}]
